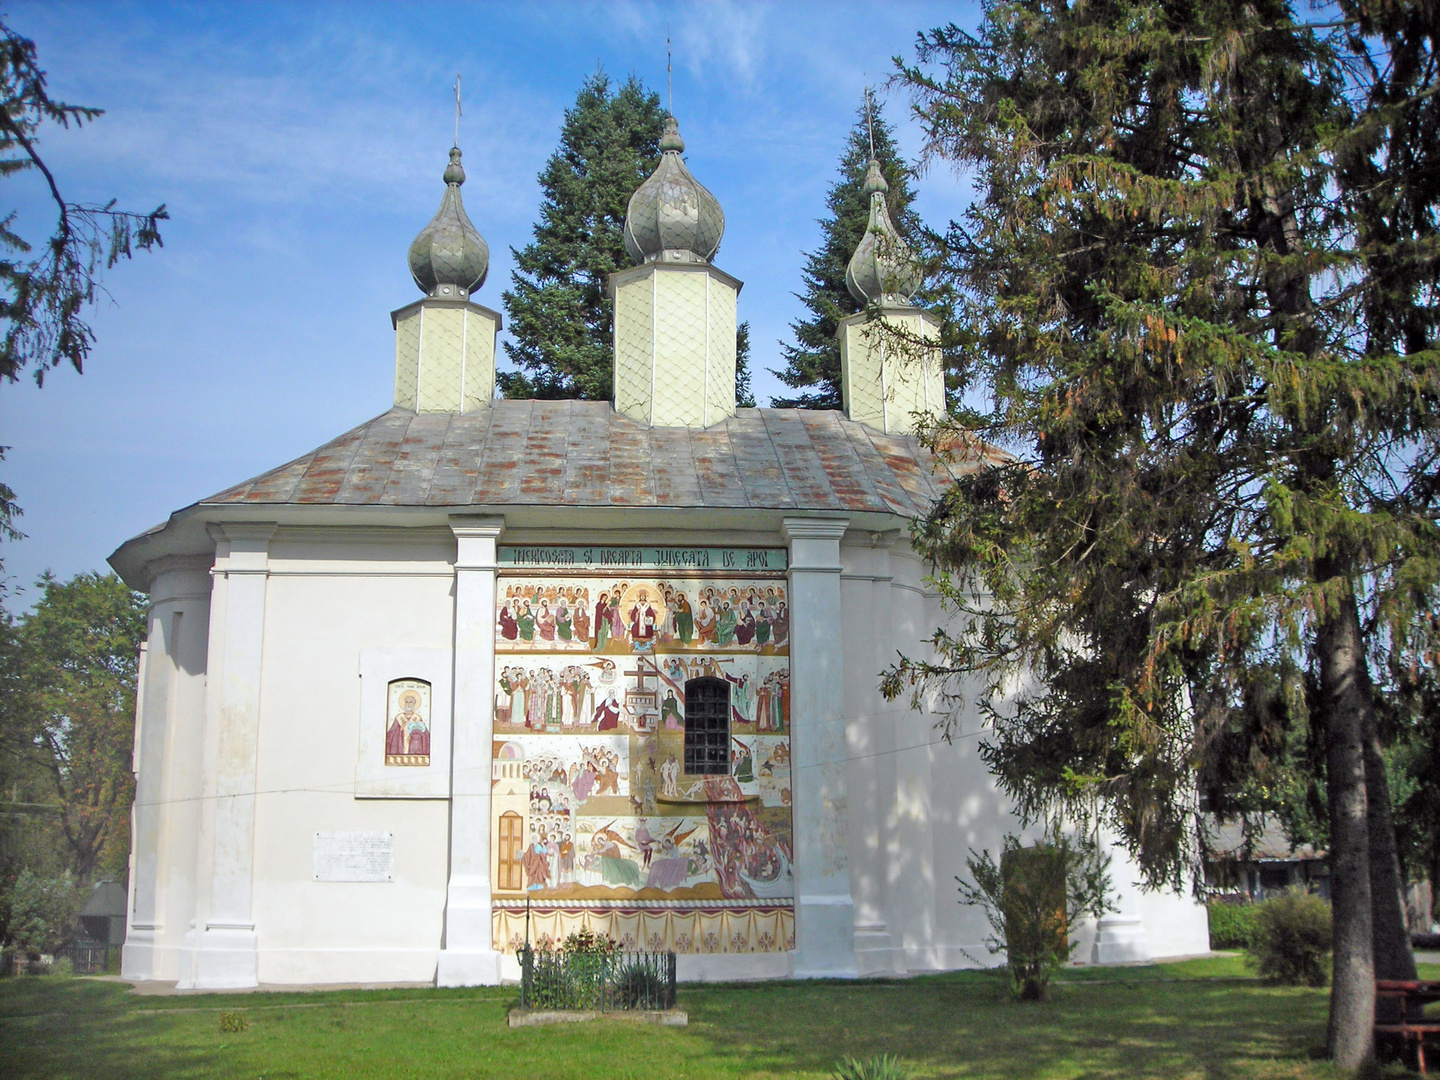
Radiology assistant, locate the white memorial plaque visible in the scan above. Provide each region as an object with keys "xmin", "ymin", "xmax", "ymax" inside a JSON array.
[{"xmin": 313, "ymin": 830, "xmax": 394, "ymax": 882}]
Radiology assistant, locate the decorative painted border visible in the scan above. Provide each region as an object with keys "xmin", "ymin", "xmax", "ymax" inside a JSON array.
[{"xmin": 499, "ymin": 545, "xmax": 787, "ymax": 573}]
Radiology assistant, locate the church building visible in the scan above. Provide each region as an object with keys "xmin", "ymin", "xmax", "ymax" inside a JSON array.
[{"xmin": 110, "ymin": 116, "xmax": 1209, "ymax": 989}]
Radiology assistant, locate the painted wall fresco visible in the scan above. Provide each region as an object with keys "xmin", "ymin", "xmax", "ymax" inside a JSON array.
[
  {"xmin": 491, "ymin": 550, "xmax": 793, "ymax": 955},
  {"xmin": 384, "ymin": 678, "xmax": 431, "ymax": 766}
]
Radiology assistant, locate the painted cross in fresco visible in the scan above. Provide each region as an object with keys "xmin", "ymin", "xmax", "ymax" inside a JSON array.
[{"xmin": 623, "ymin": 654, "xmax": 661, "ymax": 731}]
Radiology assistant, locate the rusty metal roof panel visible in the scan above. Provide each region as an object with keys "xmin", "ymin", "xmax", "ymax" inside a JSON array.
[
  {"xmin": 797, "ymin": 410, "xmax": 891, "ymax": 513},
  {"xmin": 473, "ymin": 401, "xmax": 530, "ymax": 504},
  {"xmin": 333, "ymin": 410, "xmax": 412, "ymax": 504},
  {"xmin": 604, "ymin": 409, "xmax": 656, "ymax": 505},
  {"xmin": 868, "ymin": 430, "xmax": 946, "ymax": 511},
  {"xmin": 648, "ymin": 424, "xmax": 703, "ymax": 506},
  {"xmin": 688, "ymin": 423, "xmax": 749, "ymax": 506},
  {"xmin": 837, "ymin": 421, "xmax": 930, "ymax": 517},
  {"xmin": 727, "ymin": 408, "xmax": 793, "ymax": 508},
  {"xmin": 760, "ymin": 409, "xmax": 844, "ymax": 511},
  {"xmin": 425, "ymin": 411, "xmax": 489, "ymax": 506},
  {"xmin": 211, "ymin": 446, "xmax": 313, "ymax": 504},
  {"xmin": 561, "ymin": 402, "xmax": 616, "ymax": 506},
  {"xmin": 518, "ymin": 400, "xmax": 571, "ymax": 501},
  {"xmin": 285, "ymin": 419, "xmax": 371, "ymax": 503},
  {"xmin": 380, "ymin": 412, "xmax": 450, "ymax": 505},
  {"xmin": 201, "ymin": 405, "xmax": 977, "ymax": 516}
]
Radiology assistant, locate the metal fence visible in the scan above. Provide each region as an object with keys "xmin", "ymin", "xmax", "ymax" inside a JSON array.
[
  {"xmin": 519, "ymin": 947, "xmax": 677, "ymax": 1011},
  {"xmin": 59, "ymin": 942, "xmax": 114, "ymax": 974}
]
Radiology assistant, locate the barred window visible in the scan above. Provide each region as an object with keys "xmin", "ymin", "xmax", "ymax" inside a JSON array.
[{"xmin": 683, "ymin": 677, "xmax": 730, "ymax": 776}]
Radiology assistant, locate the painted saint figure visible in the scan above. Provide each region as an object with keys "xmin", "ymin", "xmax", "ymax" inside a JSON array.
[
  {"xmin": 498, "ymin": 603, "xmax": 518, "ymax": 642},
  {"xmin": 386, "ymin": 686, "xmax": 429, "ymax": 764},
  {"xmin": 674, "ymin": 591, "xmax": 694, "ymax": 644},
  {"xmin": 593, "ymin": 689, "xmax": 622, "ymax": 731},
  {"xmin": 628, "ymin": 590, "xmax": 657, "ymax": 645},
  {"xmin": 594, "ymin": 593, "xmax": 611, "ymax": 651}
]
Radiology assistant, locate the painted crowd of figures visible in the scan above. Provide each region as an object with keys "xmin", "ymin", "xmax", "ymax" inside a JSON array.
[
  {"xmin": 497, "ymin": 578, "xmax": 789, "ymax": 653},
  {"xmin": 493, "ymin": 731, "xmax": 794, "ymax": 902},
  {"xmin": 496, "ymin": 655, "xmax": 789, "ymax": 735},
  {"xmin": 514, "ymin": 811, "xmax": 790, "ymax": 901}
]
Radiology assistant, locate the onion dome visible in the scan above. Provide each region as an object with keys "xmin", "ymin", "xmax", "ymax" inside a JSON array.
[
  {"xmin": 845, "ymin": 159, "xmax": 921, "ymax": 305},
  {"xmin": 623, "ymin": 116, "xmax": 725, "ymax": 266},
  {"xmin": 407, "ymin": 147, "xmax": 489, "ymax": 298}
]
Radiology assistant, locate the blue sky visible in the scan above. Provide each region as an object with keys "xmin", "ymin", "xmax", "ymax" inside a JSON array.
[{"xmin": 0, "ymin": 0, "xmax": 979, "ymax": 600}]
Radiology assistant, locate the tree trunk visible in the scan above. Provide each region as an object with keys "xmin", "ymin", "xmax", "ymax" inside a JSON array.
[
  {"xmin": 1318, "ymin": 579, "xmax": 1376, "ymax": 1070},
  {"xmin": 1363, "ymin": 706, "xmax": 1418, "ymax": 1023}
]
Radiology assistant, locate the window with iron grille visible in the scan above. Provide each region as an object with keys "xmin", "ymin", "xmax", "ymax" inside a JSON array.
[{"xmin": 684, "ymin": 677, "xmax": 730, "ymax": 775}]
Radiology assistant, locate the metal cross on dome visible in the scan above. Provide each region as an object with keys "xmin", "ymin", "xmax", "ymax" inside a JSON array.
[{"xmin": 453, "ymin": 73, "xmax": 462, "ymax": 148}]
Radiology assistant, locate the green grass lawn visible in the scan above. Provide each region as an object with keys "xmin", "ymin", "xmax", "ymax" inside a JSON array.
[{"xmin": 1, "ymin": 957, "xmax": 1435, "ymax": 1079}]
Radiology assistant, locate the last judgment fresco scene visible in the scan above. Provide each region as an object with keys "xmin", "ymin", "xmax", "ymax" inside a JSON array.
[{"xmin": 490, "ymin": 546, "xmax": 793, "ymax": 955}]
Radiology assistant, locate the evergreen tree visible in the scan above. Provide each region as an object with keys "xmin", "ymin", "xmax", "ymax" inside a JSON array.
[
  {"xmin": 0, "ymin": 21, "xmax": 166, "ymax": 552},
  {"xmin": 772, "ymin": 95, "xmax": 920, "ymax": 409},
  {"xmin": 501, "ymin": 73, "xmax": 753, "ymax": 403},
  {"xmin": 884, "ymin": 2, "xmax": 1438, "ymax": 1064},
  {"xmin": 735, "ymin": 320, "xmax": 755, "ymax": 408},
  {"xmin": 500, "ymin": 73, "xmax": 664, "ymax": 400}
]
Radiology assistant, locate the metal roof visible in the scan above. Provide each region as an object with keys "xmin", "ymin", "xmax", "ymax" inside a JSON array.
[{"xmin": 203, "ymin": 403, "xmax": 987, "ymax": 517}]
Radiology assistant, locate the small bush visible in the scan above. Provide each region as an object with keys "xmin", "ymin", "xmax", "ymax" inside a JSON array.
[
  {"xmin": 833, "ymin": 1055, "xmax": 914, "ymax": 1080},
  {"xmin": 1245, "ymin": 889, "xmax": 1331, "ymax": 986},
  {"xmin": 48, "ymin": 957, "xmax": 74, "ymax": 978},
  {"xmin": 956, "ymin": 824, "xmax": 1114, "ymax": 1001},
  {"xmin": 7, "ymin": 870, "xmax": 81, "ymax": 956},
  {"xmin": 1206, "ymin": 900, "xmax": 1258, "ymax": 949},
  {"xmin": 219, "ymin": 1010, "xmax": 249, "ymax": 1033},
  {"xmin": 612, "ymin": 960, "xmax": 667, "ymax": 1009}
]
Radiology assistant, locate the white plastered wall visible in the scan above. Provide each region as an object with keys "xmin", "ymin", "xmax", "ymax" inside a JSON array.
[
  {"xmin": 836, "ymin": 534, "xmax": 1209, "ymax": 975},
  {"xmin": 127, "ymin": 515, "xmax": 1207, "ymax": 988},
  {"xmin": 248, "ymin": 529, "xmax": 456, "ymax": 984}
]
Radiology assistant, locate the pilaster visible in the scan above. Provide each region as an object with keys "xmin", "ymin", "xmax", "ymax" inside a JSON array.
[
  {"xmin": 782, "ymin": 516, "xmax": 858, "ymax": 978},
  {"xmin": 123, "ymin": 559, "xmax": 211, "ymax": 982},
  {"xmin": 1092, "ymin": 838, "xmax": 1153, "ymax": 964},
  {"xmin": 436, "ymin": 515, "xmax": 505, "ymax": 986},
  {"xmin": 187, "ymin": 523, "xmax": 275, "ymax": 990}
]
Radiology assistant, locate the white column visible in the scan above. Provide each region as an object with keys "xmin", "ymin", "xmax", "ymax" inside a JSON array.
[
  {"xmin": 190, "ymin": 523, "xmax": 275, "ymax": 989},
  {"xmin": 123, "ymin": 560, "xmax": 211, "ymax": 982},
  {"xmin": 1091, "ymin": 836, "xmax": 1153, "ymax": 964},
  {"xmin": 436, "ymin": 515, "xmax": 505, "ymax": 986},
  {"xmin": 783, "ymin": 517, "xmax": 857, "ymax": 978}
]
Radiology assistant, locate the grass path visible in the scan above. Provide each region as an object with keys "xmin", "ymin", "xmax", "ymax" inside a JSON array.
[{"xmin": 1, "ymin": 957, "xmax": 1434, "ymax": 1079}]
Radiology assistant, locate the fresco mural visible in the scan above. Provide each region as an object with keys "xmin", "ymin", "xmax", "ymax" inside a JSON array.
[
  {"xmin": 491, "ymin": 548, "xmax": 793, "ymax": 954},
  {"xmin": 384, "ymin": 678, "xmax": 431, "ymax": 766}
]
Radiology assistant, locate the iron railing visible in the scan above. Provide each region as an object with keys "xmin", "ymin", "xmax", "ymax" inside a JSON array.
[
  {"xmin": 60, "ymin": 942, "xmax": 113, "ymax": 974},
  {"xmin": 519, "ymin": 947, "xmax": 677, "ymax": 1011}
]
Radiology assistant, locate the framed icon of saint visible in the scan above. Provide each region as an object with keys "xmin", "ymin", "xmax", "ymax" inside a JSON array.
[{"xmin": 385, "ymin": 678, "xmax": 432, "ymax": 766}]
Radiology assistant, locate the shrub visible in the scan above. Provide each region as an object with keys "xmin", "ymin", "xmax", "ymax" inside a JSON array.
[
  {"xmin": 48, "ymin": 956, "xmax": 74, "ymax": 978},
  {"xmin": 956, "ymin": 823, "xmax": 1114, "ymax": 1001},
  {"xmin": 1206, "ymin": 899, "xmax": 1258, "ymax": 950},
  {"xmin": 219, "ymin": 1011, "xmax": 249, "ymax": 1033},
  {"xmin": 833, "ymin": 1055, "xmax": 914, "ymax": 1080},
  {"xmin": 6, "ymin": 870, "xmax": 80, "ymax": 956},
  {"xmin": 1245, "ymin": 889, "xmax": 1331, "ymax": 986},
  {"xmin": 611, "ymin": 958, "xmax": 669, "ymax": 1009}
]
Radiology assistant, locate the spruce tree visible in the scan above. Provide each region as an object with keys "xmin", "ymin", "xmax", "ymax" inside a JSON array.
[
  {"xmin": 500, "ymin": 73, "xmax": 664, "ymax": 400},
  {"xmin": 501, "ymin": 73, "xmax": 752, "ymax": 403},
  {"xmin": 884, "ymin": 2, "xmax": 1439, "ymax": 1064},
  {"xmin": 772, "ymin": 96, "xmax": 920, "ymax": 410}
]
